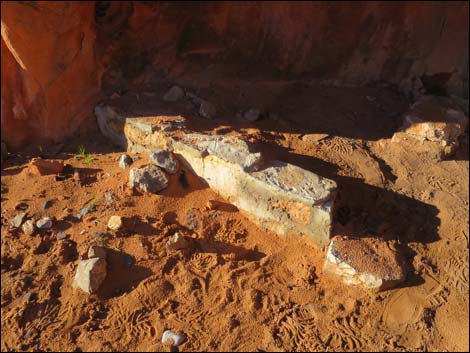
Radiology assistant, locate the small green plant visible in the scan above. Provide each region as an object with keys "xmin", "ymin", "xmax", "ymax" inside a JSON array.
[
  {"xmin": 77, "ymin": 145, "xmax": 86, "ymax": 156},
  {"xmin": 76, "ymin": 145, "xmax": 94, "ymax": 164},
  {"xmin": 83, "ymin": 153, "xmax": 95, "ymax": 165},
  {"xmin": 88, "ymin": 196, "xmax": 100, "ymax": 210}
]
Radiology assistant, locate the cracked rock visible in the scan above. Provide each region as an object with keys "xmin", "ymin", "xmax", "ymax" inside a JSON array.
[{"xmin": 323, "ymin": 236, "xmax": 407, "ymax": 291}]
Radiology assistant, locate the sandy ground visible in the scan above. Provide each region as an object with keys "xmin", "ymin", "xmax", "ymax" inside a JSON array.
[{"xmin": 1, "ymin": 79, "xmax": 469, "ymax": 352}]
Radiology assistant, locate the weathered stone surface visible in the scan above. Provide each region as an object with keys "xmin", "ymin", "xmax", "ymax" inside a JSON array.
[
  {"xmin": 174, "ymin": 134, "xmax": 264, "ymax": 172},
  {"xmin": 163, "ymin": 85, "xmax": 184, "ymax": 102},
  {"xmin": 11, "ymin": 212, "xmax": 26, "ymax": 228},
  {"xmin": 129, "ymin": 165, "xmax": 169, "ymax": 193},
  {"xmin": 28, "ymin": 158, "xmax": 64, "ymax": 176},
  {"xmin": 88, "ymin": 245, "xmax": 107, "ymax": 260},
  {"xmin": 149, "ymin": 149, "xmax": 178, "ymax": 174},
  {"xmin": 96, "ymin": 104, "xmax": 337, "ymax": 247},
  {"xmin": 2, "ymin": 2, "xmax": 100, "ymax": 149},
  {"xmin": 73, "ymin": 257, "xmax": 107, "ymax": 294},
  {"xmin": 95, "ymin": 105, "xmax": 186, "ymax": 152},
  {"xmin": 36, "ymin": 217, "xmax": 52, "ymax": 229},
  {"xmin": 199, "ymin": 100, "xmax": 217, "ymax": 119},
  {"xmin": 323, "ymin": 236, "xmax": 407, "ymax": 291},
  {"xmin": 107, "ymin": 215, "xmax": 123, "ymax": 231},
  {"xmin": 118, "ymin": 154, "xmax": 133, "ymax": 169},
  {"xmin": 398, "ymin": 95, "xmax": 468, "ymax": 145}
]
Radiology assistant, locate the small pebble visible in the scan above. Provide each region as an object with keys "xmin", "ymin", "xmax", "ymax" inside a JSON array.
[
  {"xmin": 36, "ymin": 217, "xmax": 52, "ymax": 229},
  {"xmin": 161, "ymin": 330, "xmax": 187, "ymax": 347},
  {"xmin": 166, "ymin": 232, "xmax": 190, "ymax": 251},
  {"xmin": 11, "ymin": 212, "xmax": 26, "ymax": 228},
  {"xmin": 22, "ymin": 220, "xmax": 35, "ymax": 235},
  {"xmin": 108, "ymin": 215, "xmax": 122, "ymax": 230},
  {"xmin": 56, "ymin": 232, "xmax": 67, "ymax": 240},
  {"xmin": 118, "ymin": 154, "xmax": 133, "ymax": 169}
]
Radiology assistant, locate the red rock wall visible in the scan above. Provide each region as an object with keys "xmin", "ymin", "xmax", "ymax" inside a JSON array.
[
  {"xmin": 1, "ymin": 1, "xmax": 100, "ymax": 148},
  {"xmin": 2, "ymin": 1, "xmax": 468, "ymax": 148}
]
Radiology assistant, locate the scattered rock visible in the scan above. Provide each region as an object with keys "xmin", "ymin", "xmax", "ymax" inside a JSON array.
[
  {"xmin": 149, "ymin": 150, "xmax": 178, "ymax": 174},
  {"xmin": 28, "ymin": 158, "xmax": 64, "ymax": 176},
  {"xmin": 107, "ymin": 215, "xmax": 123, "ymax": 230},
  {"xmin": 11, "ymin": 212, "xmax": 26, "ymax": 228},
  {"xmin": 118, "ymin": 154, "xmax": 133, "ymax": 169},
  {"xmin": 129, "ymin": 165, "xmax": 169, "ymax": 193},
  {"xmin": 323, "ymin": 236, "xmax": 407, "ymax": 291},
  {"xmin": 166, "ymin": 232, "xmax": 191, "ymax": 251},
  {"xmin": 243, "ymin": 108, "xmax": 262, "ymax": 122},
  {"xmin": 199, "ymin": 100, "xmax": 217, "ymax": 119},
  {"xmin": 36, "ymin": 217, "xmax": 52, "ymax": 229},
  {"xmin": 73, "ymin": 169, "xmax": 81, "ymax": 184},
  {"xmin": 56, "ymin": 232, "xmax": 67, "ymax": 240},
  {"xmin": 22, "ymin": 220, "xmax": 35, "ymax": 235},
  {"xmin": 397, "ymin": 95, "xmax": 468, "ymax": 146},
  {"xmin": 76, "ymin": 207, "xmax": 92, "ymax": 220},
  {"xmin": 163, "ymin": 85, "xmax": 184, "ymax": 102},
  {"xmin": 73, "ymin": 257, "xmax": 107, "ymax": 294},
  {"xmin": 43, "ymin": 200, "xmax": 53, "ymax": 209},
  {"xmin": 88, "ymin": 245, "xmax": 107, "ymax": 260},
  {"xmin": 161, "ymin": 330, "xmax": 187, "ymax": 347}
]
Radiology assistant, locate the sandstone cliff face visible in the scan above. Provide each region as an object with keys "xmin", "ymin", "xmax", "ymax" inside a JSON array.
[
  {"xmin": 1, "ymin": 1, "xmax": 100, "ymax": 148},
  {"xmin": 1, "ymin": 1, "xmax": 468, "ymax": 147}
]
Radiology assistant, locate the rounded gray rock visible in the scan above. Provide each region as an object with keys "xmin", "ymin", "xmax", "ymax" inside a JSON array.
[{"xmin": 36, "ymin": 217, "xmax": 52, "ymax": 229}]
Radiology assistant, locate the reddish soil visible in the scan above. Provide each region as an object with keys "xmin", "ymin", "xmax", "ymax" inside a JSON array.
[{"xmin": 1, "ymin": 80, "xmax": 469, "ymax": 352}]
